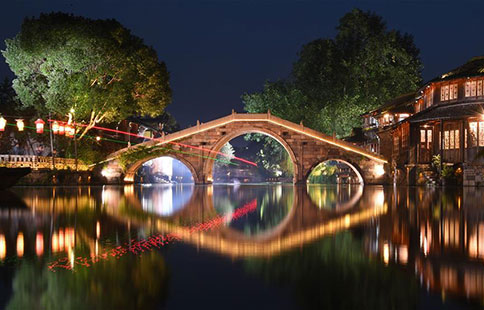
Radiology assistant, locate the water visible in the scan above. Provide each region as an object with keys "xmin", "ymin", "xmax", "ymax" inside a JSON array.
[{"xmin": 0, "ymin": 184, "xmax": 483, "ymax": 309}]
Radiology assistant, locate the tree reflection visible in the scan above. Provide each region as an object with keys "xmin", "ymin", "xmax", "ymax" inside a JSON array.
[
  {"xmin": 213, "ymin": 185, "xmax": 293, "ymax": 236},
  {"xmin": 245, "ymin": 232, "xmax": 417, "ymax": 310},
  {"xmin": 7, "ymin": 252, "xmax": 168, "ymax": 310}
]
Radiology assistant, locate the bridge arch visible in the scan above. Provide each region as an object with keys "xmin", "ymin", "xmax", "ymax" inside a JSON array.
[
  {"xmin": 306, "ymin": 158, "xmax": 365, "ymax": 185},
  {"xmin": 124, "ymin": 154, "xmax": 201, "ymax": 184},
  {"xmin": 203, "ymin": 127, "xmax": 300, "ymax": 183}
]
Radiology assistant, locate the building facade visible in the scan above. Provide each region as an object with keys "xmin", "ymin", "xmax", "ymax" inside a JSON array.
[{"xmin": 360, "ymin": 57, "xmax": 484, "ymax": 186}]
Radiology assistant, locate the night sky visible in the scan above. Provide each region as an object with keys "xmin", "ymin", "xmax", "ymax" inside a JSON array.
[{"xmin": 0, "ymin": 0, "xmax": 483, "ymax": 127}]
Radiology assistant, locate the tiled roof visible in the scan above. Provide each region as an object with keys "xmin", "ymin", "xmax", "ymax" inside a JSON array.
[
  {"xmin": 429, "ymin": 56, "xmax": 484, "ymax": 83},
  {"xmin": 363, "ymin": 92, "xmax": 415, "ymax": 116},
  {"xmin": 408, "ymin": 102, "xmax": 484, "ymax": 123}
]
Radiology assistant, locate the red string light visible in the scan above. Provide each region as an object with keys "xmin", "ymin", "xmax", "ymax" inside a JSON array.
[
  {"xmin": 47, "ymin": 199, "xmax": 258, "ymax": 272},
  {"xmin": 48, "ymin": 119, "xmax": 258, "ymax": 167}
]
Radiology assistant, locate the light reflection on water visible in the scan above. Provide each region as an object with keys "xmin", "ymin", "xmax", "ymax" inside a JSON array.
[{"xmin": 0, "ymin": 185, "xmax": 484, "ymax": 309}]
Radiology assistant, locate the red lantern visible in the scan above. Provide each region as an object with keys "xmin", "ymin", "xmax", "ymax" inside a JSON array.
[
  {"xmin": 65, "ymin": 125, "xmax": 71, "ymax": 137},
  {"xmin": 58, "ymin": 124, "xmax": 65, "ymax": 136},
  {"xmin": 34, "ymin": 119, "xmax": 45, "ymax": 134},
  {"xmin": 52, "ymin": 121, "xmax": 59, "ymax": 134}
]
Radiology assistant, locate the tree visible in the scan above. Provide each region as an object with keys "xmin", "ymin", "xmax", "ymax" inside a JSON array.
[
  {"xmin": 243, "ymin": 9, "xmax": 422, "ymax": 137},
  {"xmin": 217, "ymin": 142, "xmax": 235, "ymax": 166},
  {"xmin": 2, "ymin": 13, "xmax": 172, "ymax": 138}
]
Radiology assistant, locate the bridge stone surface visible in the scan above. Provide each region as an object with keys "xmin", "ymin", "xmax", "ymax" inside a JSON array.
[{"xmin": 102, "ymin": 112, "xmax": 389, "ymax": 185}]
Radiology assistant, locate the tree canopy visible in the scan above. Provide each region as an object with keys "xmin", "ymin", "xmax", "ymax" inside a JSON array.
[
  {"xmin": 2, "ymin": 13, "xmax": 172, "ymax": 137},
  {"xmin": 243, "ymin": 9, "xmax": 422, "ymax": 137}
]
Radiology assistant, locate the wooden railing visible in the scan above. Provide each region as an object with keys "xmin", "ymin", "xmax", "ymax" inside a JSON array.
[{"xmin": 0, "ymin": 155, "xmax": 89, "ymax": 171}]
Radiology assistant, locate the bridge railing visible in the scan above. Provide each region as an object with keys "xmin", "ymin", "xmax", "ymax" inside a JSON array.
[{"xmin": 0, "ymin": 155, "xmax": 89, "ymax": 171}]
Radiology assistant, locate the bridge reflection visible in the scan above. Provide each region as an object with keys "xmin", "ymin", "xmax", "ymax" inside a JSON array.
[
  {"xmin": 5, "ymin": 185, "xmax": 484, "ymax": 303},
  {"xmin": 1, "ymin": 185, "xmax": 385, "ymax": 261}
]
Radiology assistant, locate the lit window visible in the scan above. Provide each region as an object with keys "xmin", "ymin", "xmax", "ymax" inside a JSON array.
[
  {"xmin": 471, "ymin": 81, "xmax": 477, "ymax": 96},
  {"xmin": 420, "ymin": 129, "xmax": 426, "ymax": 143},
  {"xmin": 470, "ymin": 122, "xmax": 478, "ymax": 146},
  {"xmin": 444, "ymin": 131, "xmax": 450, "ymax": 149},
  {"xmin": 478, "ymin": 80, "xmax": 483, "ymax": 96},
  {"xmin": 427, "ymin": 129, "xmax": 432, "ymax": 149},
  {"xmin": 455, "ymin": 129, "xmax": 460, "ymax": 149},
  {"xmin": 466, "ymin": 81, "xmax": 471, "ymax": 97},
  {"xmin": 450, "ymin": 130, "xmax": 455, "ymax": 149},
  {"xmin": 449, "ymin": 84, "xmax": 457, "ymax": 100},
  {"xmin": 480, "ymin": 122, "xmax": 484, "ymax": 147}
]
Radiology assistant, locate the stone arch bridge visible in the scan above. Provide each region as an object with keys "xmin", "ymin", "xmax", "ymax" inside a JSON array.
[{"xmin": 100, "ymin": 112, "xmax": 389, "ymax": 185}]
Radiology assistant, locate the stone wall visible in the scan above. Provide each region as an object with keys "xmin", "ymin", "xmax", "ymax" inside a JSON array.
[{"xmin": 464, "ymin": 164, "xmax": 484, "ymax": 186}]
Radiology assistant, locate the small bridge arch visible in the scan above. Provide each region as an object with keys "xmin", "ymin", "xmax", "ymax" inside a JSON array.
[
  {"xmin": 102, "ymin": 112, "xmax": 389, "ymax": 185},
  {"xmin": 124, "ymin": 153, "xmax": 201, "ymax": 184}
]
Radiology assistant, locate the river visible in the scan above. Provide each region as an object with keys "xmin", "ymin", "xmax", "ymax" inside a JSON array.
[{"xmin": 0, "ymin": 184, "xmax": 483, "ymax": 309}]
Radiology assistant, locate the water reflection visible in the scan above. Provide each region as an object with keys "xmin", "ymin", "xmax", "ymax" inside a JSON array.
[
  {"xmin": 213, "ymin": 185, "xmax": 294, "ymax": 237},
  {"xmin": 1, "ymin": 185, "xmax": 484, "ymax": 309},
  {"xmin": 307, "ymin": 184, "xmax": 363, "ymax": 212},
  {"xmin": 138, "ymin": 184, "xmax": 194, "ymax": 216}
]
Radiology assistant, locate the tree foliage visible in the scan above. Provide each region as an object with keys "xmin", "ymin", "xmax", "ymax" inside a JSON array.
[
  {"xmin": 243, "ymin": 9, "xmax": 422, "ymax": 137},
  {"xmin": 2, "ymin": 13, "xmax": 172, "ymax": 138}
]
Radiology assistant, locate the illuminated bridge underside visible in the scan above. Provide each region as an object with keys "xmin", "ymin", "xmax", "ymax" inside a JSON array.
[{"xmin": 105, "ymin": 112, "xmax": 389, "ymax": 184}]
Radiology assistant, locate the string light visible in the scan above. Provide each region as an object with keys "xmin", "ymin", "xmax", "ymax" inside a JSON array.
[
  {"xmin": 48, "ymin": 199, "xmax": 258, "ymax": 272},
  {"xmin": 48, "ymin": 119, "xmax": 257, "ymax": 167}
]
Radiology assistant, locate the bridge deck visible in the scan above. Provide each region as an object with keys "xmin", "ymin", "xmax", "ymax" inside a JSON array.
[{"xmin": 107, "ymin": 112, "xmax": 387, "ymax": 164}]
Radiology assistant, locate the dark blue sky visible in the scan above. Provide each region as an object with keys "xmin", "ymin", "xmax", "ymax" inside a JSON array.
[{"xmin": 0, "ymin": 0, "xmax": 483, "ymax": 127}]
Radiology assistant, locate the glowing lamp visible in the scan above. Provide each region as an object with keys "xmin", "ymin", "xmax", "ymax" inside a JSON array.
[
  {"xmin": 0, "ymin": 116, "xmax": 6, "ymax": 131},
  {"xmin": 16, "ymin": 119, "xmax": 24, "ymax": 132},
  {"xmin": 65, "ymin": 125, "xmax": 72, "ymax": 138},
  {"xmin": 69, "ymin": 126, "xmax": 76, "ymax": 138},
  {"xmin": 374, "ymin": 164, "xmax": 385, "ymax": 177},
  {"xmin": 58, "ymin": 124, "xmax": 65, "ymax": 136},
  {"xmin": 52, "ymin": 121, "xmax": 59, "ymax": 134},
  {"xmin": 34, "ymin": 118, "xmax": 45, "ymax": 134},
  {"xmin": 96, "ymin": 136, "xmax": 101, "ymax": 141}
]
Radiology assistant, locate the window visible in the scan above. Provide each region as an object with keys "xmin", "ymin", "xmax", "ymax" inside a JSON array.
[
  {"xmin": 443, "ymin": 129, "xmax": 460, "ymax": 150},
  {"xmin": 450, "ymin": 84, "xmax": 458, "ymax": 100},
  {"xmin": 466, "ymin": 80, "xmax": 483, "ymax": 97},
  {"xmin": 444, "ymin": 131, "xmax": 450, "ymax": 149},
  {"xmin": 441, "ymin": 84, "xmax": 458, "ymax": 101},
  {"xmin": 425, "ymin": 89, "xmax": 434, "ymax": 107},
  {"xmin": 402, "ymin": 124, "xmax": 409, "ymax": 148},
  {"xmin": 393, "ymin": 135, "xmax": 400, "ymax": 153},
  {"xmin": 420, "ymin": 129, "xmax": 426, "ymax": 143},
  {"xmin": 480, "ymin": 122, "xmax": 484, "ymax": 147},
  {"xmin": 470, "ymin": 122, "xmax": 478, "ymax": 147}
]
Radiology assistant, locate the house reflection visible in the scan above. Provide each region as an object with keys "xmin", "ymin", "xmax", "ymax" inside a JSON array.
[{"xmin": 366, "ymin": 186, "xmax": 484, "ymax": 302}]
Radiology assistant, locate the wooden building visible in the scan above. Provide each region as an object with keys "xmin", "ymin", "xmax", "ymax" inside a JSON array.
[{"xmin": 360, "ymin": 57, "xmax": 484, "ymax": 186}]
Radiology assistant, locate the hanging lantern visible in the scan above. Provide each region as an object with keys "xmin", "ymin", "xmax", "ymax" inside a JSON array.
[
  {"xmin": 65, "ymin": 125, "xmax": 75, "ymax": 138},
  {"xmin": 34, "ymin": 118, "xmax": 45, "ymax": 134},
  {"xmin": 52, "ymin": 121, "xmax": 59, "ymax": 134},
  {"xmin": 0, "ymin": 116, "xmax": 6, "ymax": 132},
  {"xmin": 65, "ymin": 124, "xmax": 71, "ymax": 137},
  {"xmin": 58, "ymin": 124, "xmax": 65, "ymax": 136},
  {"xmin": 69, "ymin": 126, "xmax": 76, "ymax": 138},
  {"xmin": 16, "ymin": 119, "xmax": 24, "ymax": 132}
]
